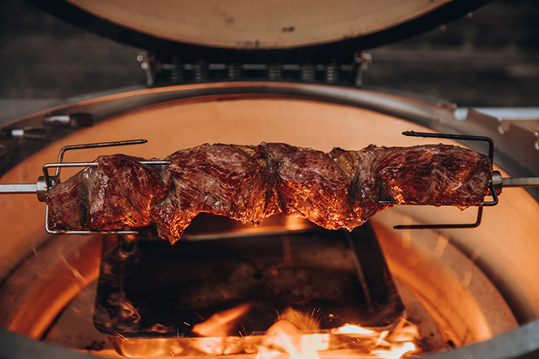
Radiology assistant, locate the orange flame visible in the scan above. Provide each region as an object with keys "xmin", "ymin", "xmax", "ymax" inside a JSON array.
[
  {"xmin": 333, "ymin": 321, "xmax": 420, "ymax": 359},
  {"xmin": 191, "ymin": 303, "xmax": 252, "ymax": 337},
  {"xmin": 257, "ymin": 318, "xmax": 330, "ymax": 359},
  {"xmin": 110, "ymin": 307, "xmax": 421, "ymax": 358},
  {"xmin": 337, "ymin": 324, "xmax": 375, "ymax": 335}
]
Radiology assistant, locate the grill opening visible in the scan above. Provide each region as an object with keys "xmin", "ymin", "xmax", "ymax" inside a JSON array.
[{"xmin": 94, "ymin": 219, "xmax": 406, "ymax": 352}]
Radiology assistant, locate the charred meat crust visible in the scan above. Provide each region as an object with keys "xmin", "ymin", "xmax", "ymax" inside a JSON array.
[{"xmin": 45, "ymin": 143, "xmax": 493, "ymax": 243}]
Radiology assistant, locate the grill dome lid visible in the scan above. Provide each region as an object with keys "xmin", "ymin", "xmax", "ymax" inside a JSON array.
[{"xmin": 30, "ymin": 0, "xmax": 489, "ymax": 62}]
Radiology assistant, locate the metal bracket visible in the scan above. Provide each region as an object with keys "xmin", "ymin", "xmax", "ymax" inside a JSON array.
[{"xmin": 140, "ymin": 52, "xmax": 365, "ymax": 87}]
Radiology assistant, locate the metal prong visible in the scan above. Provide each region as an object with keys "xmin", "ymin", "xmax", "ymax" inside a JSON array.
[
  {"xmin": 392, "ymin": 131, "xmax": 495, "ymax": 229},
  {"xmin": 43, "ymin": 159, "xmax": 170, "ymax": 186},
  {"xmin": 53, "ymin": 139, "xmax": 148, "ymax": 184},
  {"xmin": 394, "ymin": 206, "xmax": 483, "ymax": 230},
  {"xmin": 42, "ymin": 155, "xmax": 169, "ymax": 235},
  {"xmin": 45, "ymin": 206, "xmax": 138, "ymax": 235},
  {"xmin": 41, "ymin": 158, "xmax": 171, "ymax": 234},
  {"xmin": 402, "ymin": 131, "xmax": 494, "ymax": 161},
  {"xmin": 56, "ymin": 139, "xmax": 147, "ymax": 163},
  {"xmin": 44, "ymin": 160, "xmax": 170, "ymax": 170}
]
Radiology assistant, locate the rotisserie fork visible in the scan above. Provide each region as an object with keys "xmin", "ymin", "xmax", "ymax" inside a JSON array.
[{"xmin": 0, "ymin": 139, "xmax": 169, "ymax": 235}]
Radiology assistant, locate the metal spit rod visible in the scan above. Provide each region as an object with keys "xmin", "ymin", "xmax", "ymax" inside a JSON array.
[
  {"xmin": 0, "ymin": 184, "xmax": 38, "ymax": 194},
  {"xmin": 2, "ymin": 173, "xmax": 537, "ymax": 196},
  {"xmin": 498, "ymin": 177, "xmax": 539, "ymax": 187},
  {"xmin": 0, "ymin": 135, "xmax": 538, "ymax": 233},
  {"xmin": 0, "ymin": 161, "xmax": 171, "ymax": 195},
  {"xmin": 0, "ymin": 134, "xmax": 538, "ymax": 196},
  {"xmin": 2, "ymin": 172, "xmax": 539, "ymax": 193}
]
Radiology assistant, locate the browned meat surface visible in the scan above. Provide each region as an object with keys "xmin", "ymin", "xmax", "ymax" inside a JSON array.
[
  {"xmin": 46, "ymin": 167, "xmax": 92, "ymax": 231},
  {"xmin": 267, "ymin": 143, "xmax": 362, "ymax": 231},
  {"xmin": 48, "ymin": 154, "xmax": 168, "ymax": 232},
  {"xmin": 153, "ymin": 144, "xmax": 274, "ymax": 242},
  {"xmin": 371, "ymin": 144, "xmax": 492, "ymax": 207},
  {"xmin": 86, "ymin": 155, "xmax": 168, "ymax": 230},
  {"xmin": 350, "ymin": 144, "xmax": 493, "ymax": 219},
  {"xmin": 45, "ymin": 143, "xmax": 493, "ymax": 243},
  {"xmin": 150, "ymin": 190, "xmax": 195, "ymax": 243}
]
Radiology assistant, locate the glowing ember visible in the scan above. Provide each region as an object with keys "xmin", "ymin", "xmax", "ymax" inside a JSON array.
[
  {"xmin": 329, "ymin": 320, "xmax": 420, "ymax": 359},
  {"xmin": 337, "ymin": 324, "xmax": 375, "ymax": 335},
  {"xmin": 257, "ymin": 319, "xmax": 329, "ymax": 359},
  {"xmin": 372, "ymin": 342, "xmax": 416, "ymax": 359}
]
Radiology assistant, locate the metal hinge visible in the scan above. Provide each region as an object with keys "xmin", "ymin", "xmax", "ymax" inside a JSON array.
[{"xmin": 137, "ymin": 51, "xmax": 371, "ymax": 88}]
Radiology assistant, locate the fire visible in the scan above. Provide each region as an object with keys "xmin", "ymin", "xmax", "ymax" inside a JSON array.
[
  {"xmin": 110, "ymin": 307, "xmax": 421, "ymax": 358},
  {"xmin": 252, "ymin": 317, "xmax": 420, "ymax": 359},
  {"xmin": 191, "ymin": 303, "xmax": 252, "ymax": 337},
  {"xmin": 256, "ymin": 320, "xmax": 329, "ymax": 359},
  {"xmin": 337, "ymin": 324, "xmax": 375, "ymax": 335},
  {"xmin": 255, "ymin": 309, "xmax": 331, "ymax": 359},
  {"xmin": 333, "ymin": 321, "xmax": 420, "ymax": 359}
]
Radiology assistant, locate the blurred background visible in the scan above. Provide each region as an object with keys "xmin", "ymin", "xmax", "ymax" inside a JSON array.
[{"xmin": 0, "ymin": 0, "xmax": 538, "ymax": 122}]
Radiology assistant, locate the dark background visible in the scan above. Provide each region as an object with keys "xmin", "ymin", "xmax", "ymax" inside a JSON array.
[{"xmin": 0, "ymin": 0, "xmax": 538, "ymax": 107}]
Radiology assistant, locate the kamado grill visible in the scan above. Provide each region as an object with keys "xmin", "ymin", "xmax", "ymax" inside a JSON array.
[{"xmin": 1, "ymin": 1, "xmax": 539, "ymax": 358}]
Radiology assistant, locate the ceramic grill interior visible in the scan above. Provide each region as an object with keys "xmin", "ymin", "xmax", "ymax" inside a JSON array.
[{"xmin": 0, "ymin": 1, "xmax": 538, "ymax": 359}]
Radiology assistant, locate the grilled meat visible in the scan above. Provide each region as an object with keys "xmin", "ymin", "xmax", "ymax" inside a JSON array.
[
  {"xmin": 46, "ymin": 143, "xmax": 493, "ymax": 243},
  {"xmin": 47, "ymin": 154, "xmax": 167, "ymax": 232},
  {"xmin": 46, "ymin": 166, "xmax": 92, "ymax": 231}
]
